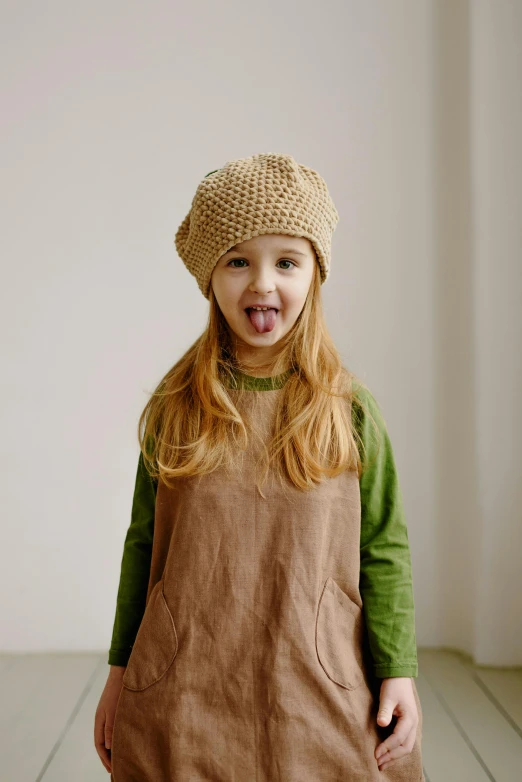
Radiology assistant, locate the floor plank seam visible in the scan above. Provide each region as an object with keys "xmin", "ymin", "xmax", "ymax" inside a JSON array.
[
  {"xmin": 420, "ymin": 666, "xmax": 496, "ymax": 782},
  {"xmin": 34, "ymin": 656, "xmax": 106, "ymax": 782},
  {"xmin": 470, "ymin": 670, "xmax": 522, "ymax": 739}
]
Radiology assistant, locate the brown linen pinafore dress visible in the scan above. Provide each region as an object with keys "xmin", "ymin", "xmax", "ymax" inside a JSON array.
[{"xmin": 110, "ymin": 385, "xmax": 424, "ymax": 781}]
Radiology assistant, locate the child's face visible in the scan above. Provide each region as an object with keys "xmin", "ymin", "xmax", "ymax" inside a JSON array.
[{"xmin": 211, "ymin": 234, "xmax": 316, "ymax": 364}]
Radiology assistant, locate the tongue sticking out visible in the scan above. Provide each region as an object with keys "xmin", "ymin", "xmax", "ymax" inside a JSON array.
[{"xmin": 247, "ymin": 308, "xmax": 277, "ymax": 333}]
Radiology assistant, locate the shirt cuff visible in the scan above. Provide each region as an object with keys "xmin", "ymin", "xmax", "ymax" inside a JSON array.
[
  {"xmin": 373, "ymin": 661, "xmax": 418, "ymax": 678},
  {"xmin": 108, "ymin": 648, "xmax": 131, "ymax": 666}
]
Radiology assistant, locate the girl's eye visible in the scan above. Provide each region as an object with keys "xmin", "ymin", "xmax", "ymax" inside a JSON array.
[
  {"xmin": 227, "ymin": 259, "xmax": 247, "ymax": 267},
  {"xmin": 227, "ymin": 258, "xmax": 295, "ymax": 269}
]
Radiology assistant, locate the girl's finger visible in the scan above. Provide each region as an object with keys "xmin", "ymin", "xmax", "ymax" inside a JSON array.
[
  {"xmin": 105, "ymin": 721, "xmax": 114, "ymax": 750},
  {"xmin": 94, "ymin": 709, "xmax": 112, "ymax": 772},
  {"xmin": 376, "ymin": 713, "xmax": 415, "ymax": 756},
  {"xmin": 377, "ymin": 724, "xmax": 417, "ymax": 768}
]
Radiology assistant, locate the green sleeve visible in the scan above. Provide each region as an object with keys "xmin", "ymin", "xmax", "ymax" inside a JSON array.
[
  {"xmin": 353, "ymin": 384, "xmax": 419, "ymax": 679},
  {"xmin": 108, "ymin": 452, "xmax": 157, "ymax": 666}
]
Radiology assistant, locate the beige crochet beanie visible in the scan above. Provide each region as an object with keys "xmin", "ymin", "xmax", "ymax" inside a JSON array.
[{"xmin": 174, "ymin": 153, "xmax": 339, "ymax": 299}]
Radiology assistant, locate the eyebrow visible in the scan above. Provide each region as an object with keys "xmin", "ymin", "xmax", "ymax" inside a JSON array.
[{"xmin": 224, "ymin": 246, "xmax": 308, "ymax": 257}]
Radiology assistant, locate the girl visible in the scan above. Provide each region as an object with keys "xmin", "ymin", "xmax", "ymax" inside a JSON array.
[{"xmin": 95, "ymin": 153, "xmax": 425, "ymax": 781}]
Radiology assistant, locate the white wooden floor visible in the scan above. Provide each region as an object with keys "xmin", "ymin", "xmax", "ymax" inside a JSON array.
[{"xmin": 1, "ymin": 648, "xmax": 521, "ymax": 781}]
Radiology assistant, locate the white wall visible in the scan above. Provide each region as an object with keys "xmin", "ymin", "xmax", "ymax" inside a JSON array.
[
  {"xmin": 469, "ymin": 0, "xmax": 522, "ymax": 664},
  {"xmin": 1, "ymin": 0, "xmax": 520, "ymax": 667}
]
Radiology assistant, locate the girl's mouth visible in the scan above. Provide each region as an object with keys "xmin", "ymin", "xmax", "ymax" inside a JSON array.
[{"xmin": 244, "ymin": 307, "xmax": 278, "ymax": 333}]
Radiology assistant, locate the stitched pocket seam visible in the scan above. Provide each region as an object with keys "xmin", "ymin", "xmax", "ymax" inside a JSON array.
[
  {"xmin": 315, "ymin": 576, "xmax": 364, "ymax": 691},
  {"xmin": 122, "ymin": 581, "xmax": 178, "ymax": 691}
]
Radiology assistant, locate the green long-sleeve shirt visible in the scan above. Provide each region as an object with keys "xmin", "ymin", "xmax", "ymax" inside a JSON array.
[{"xmin": 108, "ymin": 375, "xmax": 419, "ymax": 678}]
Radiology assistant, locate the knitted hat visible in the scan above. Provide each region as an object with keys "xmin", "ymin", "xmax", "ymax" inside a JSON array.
[{"xmin": 174, "ymin": 153, "xmax": 339, "ymax": 299}]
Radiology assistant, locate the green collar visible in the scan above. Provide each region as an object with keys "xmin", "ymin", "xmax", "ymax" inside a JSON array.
[{"xmin": 226, "ymin": 366, "xmax": 296, "ymax": 391}]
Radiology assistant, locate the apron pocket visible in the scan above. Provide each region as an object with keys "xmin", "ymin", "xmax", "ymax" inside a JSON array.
[
  {"xmin": 315, "ymin": 576, "xmax": 364, "ymax": 690},
  {"xmin": 122, "ymin": 579, "xmax": 178, "ymax": 691}
]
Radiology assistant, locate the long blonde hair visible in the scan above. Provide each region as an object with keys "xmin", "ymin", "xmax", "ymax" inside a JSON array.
[{"xmin": 138, "ymin": 260, "xmax": 380, "ymax": 495}]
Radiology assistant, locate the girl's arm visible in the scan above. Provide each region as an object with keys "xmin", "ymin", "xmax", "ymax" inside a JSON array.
[
  {"xmin": 353, "ymin": 385, "xmax": 419, "ymax": 679},
  {"xmin": 108, "ymin": 451, "xmax": 156, "ymax": 666}
]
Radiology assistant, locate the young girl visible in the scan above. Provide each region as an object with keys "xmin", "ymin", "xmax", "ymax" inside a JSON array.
[{"xmin": 95, "ymin": 153, "xmax": 425, "ymax": 781}]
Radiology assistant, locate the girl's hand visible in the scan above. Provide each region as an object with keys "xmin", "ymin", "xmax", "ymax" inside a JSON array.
[
  {"xmin": 94, "ymin": 666, "xmax": 126, "ymax": 774},
  {"xmin": 374, "ymin": 676, "xmax": 419, "ymax": 772}
]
